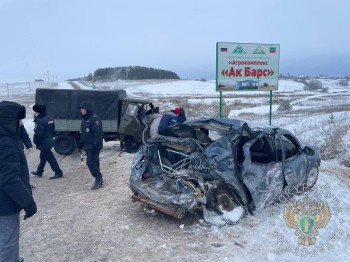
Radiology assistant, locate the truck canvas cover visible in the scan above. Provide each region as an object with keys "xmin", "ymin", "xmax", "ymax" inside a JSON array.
[{"xmin": 35, "ymin": 88, "xmax": 127, "ymax": 120}]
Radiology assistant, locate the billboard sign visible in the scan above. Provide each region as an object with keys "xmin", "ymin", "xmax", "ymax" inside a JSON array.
[{"xmin": 216, "ymin": 42, "xmax": 280, "ymax": 91}]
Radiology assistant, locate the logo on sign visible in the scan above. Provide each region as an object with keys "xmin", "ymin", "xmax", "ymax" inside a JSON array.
[
  {"xmin": 233, "ymin": 45, "xmax": 246, "ymax": 54},
  {"xmin": 253, "ymin": 46, "xmax": 265, "ymax": 54}
]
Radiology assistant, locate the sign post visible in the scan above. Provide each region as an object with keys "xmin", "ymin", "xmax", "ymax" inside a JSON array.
[{"xmin": 216, "ymin": 42, "xmax": 280, "ymax": 123}]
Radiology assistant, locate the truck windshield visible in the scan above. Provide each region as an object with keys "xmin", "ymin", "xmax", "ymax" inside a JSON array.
[{"xmin": 125, "ymin": 104, "xmax": 138, "ymax": 116}]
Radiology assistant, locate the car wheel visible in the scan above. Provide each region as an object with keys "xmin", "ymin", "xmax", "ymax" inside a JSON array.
[
  {"xmin": 205, "ymin": 184, "xmax": 246, "ymax": 225},
  {"xmin": 54, "ymin": 135, "xmax": 76, "ymax": 155},
  {"xmin": 124, "ymin": 136, "xmax": 142, "ymax": 153},
  {"xmin": 306, "ymin": 162, "xmax": 319, "ymax": 189}
]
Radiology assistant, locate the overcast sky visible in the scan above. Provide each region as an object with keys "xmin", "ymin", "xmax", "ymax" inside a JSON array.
[{"xmin": 0, "ymin": 0, "xmax": 349, "ymax": 82}]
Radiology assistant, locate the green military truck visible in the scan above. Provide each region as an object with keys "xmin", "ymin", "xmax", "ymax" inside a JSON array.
[{"xmin": 35, "ymin": 88, "xmax": 159, "ymax": 155}]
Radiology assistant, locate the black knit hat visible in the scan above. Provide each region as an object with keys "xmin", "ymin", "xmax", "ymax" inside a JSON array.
[{"xmin": 32, "ymin": 104, "xmax": 46, "ymax": 113}]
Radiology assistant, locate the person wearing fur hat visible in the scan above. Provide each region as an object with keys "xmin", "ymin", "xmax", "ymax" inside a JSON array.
[
  {"xmin": 0, "ymin": 101, "xmax": 37, "ymax": 262},
  {"xmin": 31, "ymin": 104, "xmax": 63, "ymax": 179},
  {"xmin": 78, "ymin": 101, "xmax": 104, "ymax": 190}
]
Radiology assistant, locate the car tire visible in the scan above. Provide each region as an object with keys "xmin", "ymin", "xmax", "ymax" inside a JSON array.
[
  {"xmin": 124, "ymin": 136, "xmax": 142, "ymax": 153},
  {"xmin": 306, "ymin": 162, "xmax": 319, "ymax": 190},
  {"xmin": 205, "ymin": 184, "xmax": 246, "ymax": 225},
  {"xmin": 54, "ymin": 135, "xmax": 76, "ymax": 155}
]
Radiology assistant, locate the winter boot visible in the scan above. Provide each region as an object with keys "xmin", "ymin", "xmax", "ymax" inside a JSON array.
[
  {"xmin": 90, "ymin": 176, "xmax": 103, "ymax": 190},
  {"xmin": 50, "ymin": 172, "xmax": 63, "ymax": 180},
  {"xmin": 31, "ymin": 171, "xmax": 43, "ymax": 177}
]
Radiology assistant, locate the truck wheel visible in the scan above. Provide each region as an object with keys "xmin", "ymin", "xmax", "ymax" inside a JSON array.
[
  {"xmin": 54, "ymin": 135, "xmax": 76, "ymax": 155},
  {"xmin": 124, "ymin": 136, "xmax": 141, "ymax": 153}
]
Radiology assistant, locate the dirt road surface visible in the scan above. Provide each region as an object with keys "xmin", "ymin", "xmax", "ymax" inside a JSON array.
[
  {"xmin": 20, "ymin": 141, "xmax": 350, "ymax": 262},
  {"xmin": 21, "ymin": 143, "xmax": 227, "ymax": 262}
]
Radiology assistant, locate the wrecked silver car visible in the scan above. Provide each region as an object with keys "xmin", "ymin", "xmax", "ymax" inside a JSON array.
[{"xmin": 129, "ymin": 118, "xmax": 321, "ymax": 225}]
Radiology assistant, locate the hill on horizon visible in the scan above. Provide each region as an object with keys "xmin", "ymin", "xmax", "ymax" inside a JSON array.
[{"xmin": 83, "ymin": 66, "xmax": 180, "ymax": 81}]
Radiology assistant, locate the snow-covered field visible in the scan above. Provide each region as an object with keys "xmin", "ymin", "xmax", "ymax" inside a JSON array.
[
  {"xmin": 84, "ymin": 78, "xmax": 350, "ymax": 165},
  {"xmin": 0, "ymin": 78, "xmax": 349, "ymax": 261}
]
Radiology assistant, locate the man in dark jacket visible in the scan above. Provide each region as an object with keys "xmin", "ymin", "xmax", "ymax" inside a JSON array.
[
  {"xmin": 31, "ymin": 104, "xmax": 63, "ymax": 179},
  {"xmin": 0, "ymin": 101, "xmax": 37, "ymax": 262},
  {"xmin": 158, "ymin": 109, "xmax": 179, "ymax": 133},
  {"xmin": 79, "ymin": 101, "xmax": 104, "ymax": 190}
]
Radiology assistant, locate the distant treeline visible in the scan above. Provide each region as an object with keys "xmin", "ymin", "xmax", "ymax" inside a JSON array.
[{"xmin": 85, "ymin": 66, "xmax": 180, "ymax": 81}]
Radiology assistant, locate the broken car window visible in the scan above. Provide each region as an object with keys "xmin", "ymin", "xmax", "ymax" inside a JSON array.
[
  {"xmin": 250, "ymin": 138, "xmax": 273, "ymax": 164},
  {"xmin": 280, "ymin": 134, "xmax": 300, "ymax": 160}
]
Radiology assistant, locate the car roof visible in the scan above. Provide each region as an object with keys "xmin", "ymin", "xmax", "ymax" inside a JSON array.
[{"xmin": 185, "ymin": 117, "xmax": 279, "ymax": 133}]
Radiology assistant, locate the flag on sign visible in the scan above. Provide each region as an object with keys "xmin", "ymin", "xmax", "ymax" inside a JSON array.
[
  {"xmin": 220, "ymin": 48, "xmax": 228, "ymax": 52},
  {"xmin": 269, "ymin": 47, "xmax": 276, "ymax": 53}
]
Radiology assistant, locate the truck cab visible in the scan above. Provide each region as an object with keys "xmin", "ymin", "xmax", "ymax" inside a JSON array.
[
  {"xmin": 35, "ymin": 88, "xmax": 158, "ymax": 155},
  {"xmin": 111, "ymin": 97, "xmax": 158, "ymax": 153}
]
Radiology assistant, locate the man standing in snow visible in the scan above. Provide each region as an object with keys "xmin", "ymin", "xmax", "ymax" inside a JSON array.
[
  {"xmin": 78, "ymin": 101, "xmax": 104, "ymax": 190},
  {"xmin": 31, "ymin": 104, "xmax": 63, "ymax": 179},
  {"xmin": 0, "ymin": 101, "xmax": 37, "ymax": 262}
]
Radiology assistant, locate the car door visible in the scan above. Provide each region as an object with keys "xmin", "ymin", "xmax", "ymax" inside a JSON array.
[
  {"xmin": 241, "ymin": 133, "xmax": 284, "ymax": 209},
  {"xmin": 277, "ymin": 131, "xmax": 307, "ymax": 192},
  {"xmin": 118, "ymin": 102, "xmax": 144, "ymax": 140}
]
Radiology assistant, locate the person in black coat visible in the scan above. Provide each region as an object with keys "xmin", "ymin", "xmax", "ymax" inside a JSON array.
[
  {"xmin": 0, "ymin": 101, "xmax": 37, "ymax": 262},
  {"xmin": 31, "ymin": 104, "xmax": 63, "ymax": 179},
  {"xmin": 158, "ymin": 109, "xmax": 179, "ymax": 133},
  {"xmin": 78, "ymin": 101, "xmax": 104, "ymax": 190}
]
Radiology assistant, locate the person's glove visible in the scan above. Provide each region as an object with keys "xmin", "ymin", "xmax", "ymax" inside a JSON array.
[{"xmin": 24, "ymin": 201, "xmax": 37, "ymax": 220}]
